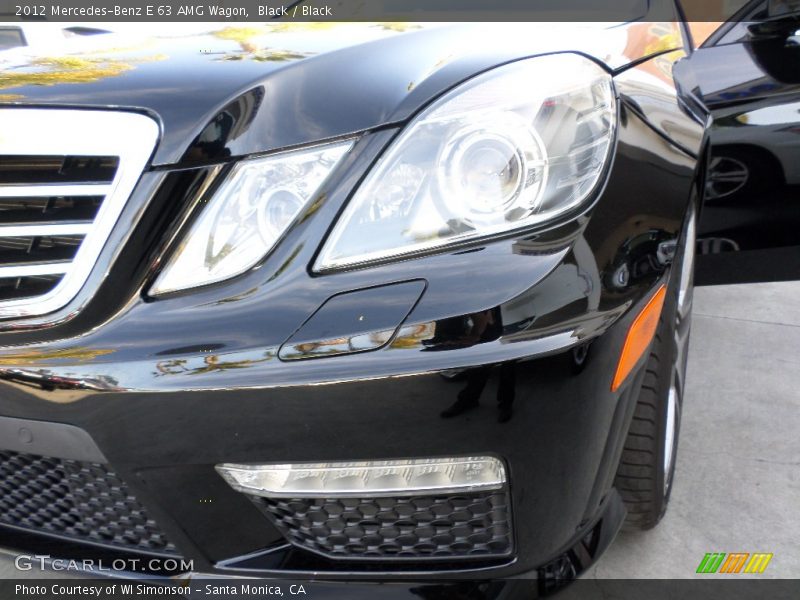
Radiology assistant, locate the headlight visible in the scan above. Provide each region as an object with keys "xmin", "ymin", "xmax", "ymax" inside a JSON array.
[
  {"xmin": 316, "ymin": 53, "xmax": 615, "ymax": 271},
  {"xmin": 151, "ymin": 141, "xmax": 352, "ymax": 295}
]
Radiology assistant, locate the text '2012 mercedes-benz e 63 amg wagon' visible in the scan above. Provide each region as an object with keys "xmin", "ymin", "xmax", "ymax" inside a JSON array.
[{"xmin": 0, "ymin": 2, "xmax": 798, "ymax": 595}]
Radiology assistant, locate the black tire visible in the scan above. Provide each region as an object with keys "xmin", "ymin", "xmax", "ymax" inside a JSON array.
[{"xmin": 614, "ymin": 207, "xmax": 695, "ymax": 530}]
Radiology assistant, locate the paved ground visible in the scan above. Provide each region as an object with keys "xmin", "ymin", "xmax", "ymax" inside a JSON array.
[
  {"xmin": 1, "ymin": 282, "xmax": 798, "ymax": 580},
  {"xmin": 586, "ymin": 281, "xmax": 800, "ymax": 579}
]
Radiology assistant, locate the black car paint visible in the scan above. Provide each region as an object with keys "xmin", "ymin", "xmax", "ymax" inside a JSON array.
[
  {"xmin": 1, "ymin": 23, "xmax": 676, "ymax": 167},
  {"xmin": 0, "ymin": 20, "xmax": 710, "ymax": 587}
]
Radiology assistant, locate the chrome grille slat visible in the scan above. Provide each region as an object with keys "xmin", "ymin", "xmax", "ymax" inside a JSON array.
[
  {"xmin": 0, "ymin": 264, "xmax": 70, "ymax": 277},
  {"xmin": 0, "ymin": 155, "xmax": 118, "ymax": 185},
  {"xmin": 0, "ymin": 184, "xmax": 114, "ymax": 198},
  {"xmin": 0, "ymin": 234, "xmax": 82, "ymax": 268},
  {"xmin": 0, "ymin": 274, "xmax": 63, "ymax": 302},
  {"xmin": 0, "ymin": 110, "xmax": 159, "ymax": 321},
  {"xmin": 0, "ymin": 223, "xmax": 93, "ymax": 237},
  {"xmin": 0, "ymin": 196, "xmax": 103, "ymax": 225}
]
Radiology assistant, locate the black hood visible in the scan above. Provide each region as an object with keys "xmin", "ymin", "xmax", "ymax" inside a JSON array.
[{"xmin": 0, "ymin": 22, "xmax": 681, "ymax": 165}]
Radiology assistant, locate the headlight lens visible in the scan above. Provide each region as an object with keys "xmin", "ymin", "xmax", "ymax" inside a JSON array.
[
  {"xmin": 152, "ymin": 141, "xmax": 351, "ymax": 295},
  {"xmin": 316, "ymin": 53, "xmax": 615, "ymax": 271}
]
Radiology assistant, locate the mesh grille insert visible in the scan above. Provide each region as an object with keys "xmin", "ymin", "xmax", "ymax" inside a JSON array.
[
  {"xmin": 257, "ymin": 491, "xmax": 512, "ymax": 561},
  {"xmin": 0, "ymin": 450, "xmax": 180, "ymax": 556}
]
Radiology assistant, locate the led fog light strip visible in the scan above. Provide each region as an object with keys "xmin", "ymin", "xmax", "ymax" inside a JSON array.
[{"xmin": 216, "ymin": 456, "xmax": 506, "ymax": 498}]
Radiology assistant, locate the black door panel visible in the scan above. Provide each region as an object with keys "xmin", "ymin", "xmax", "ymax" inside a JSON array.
[{"xmin": 678, "ymin": 0, "xmax": 800, "ymax": 284}]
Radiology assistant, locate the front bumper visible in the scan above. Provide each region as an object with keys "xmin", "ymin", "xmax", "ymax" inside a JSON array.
[
  {"xmin": 0, "ymin": 286, "xmax": 652, "ymax": 584},
  {"xmin": 0, "ymin": 106, "xmax": 697, "ymax": 588},
  {"xmin": 0, "ymin": 491, "xmax": 626, "ymax": 599}
]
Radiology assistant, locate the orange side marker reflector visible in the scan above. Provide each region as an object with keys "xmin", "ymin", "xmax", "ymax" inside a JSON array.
[{"xmin": 611, "ymin": 285, "xmax": 667, "ymax": 392}]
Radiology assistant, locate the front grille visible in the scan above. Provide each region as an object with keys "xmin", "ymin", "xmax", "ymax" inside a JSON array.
[
  {"xmin": 0, "ymin": 274, "xmax": 62, "ymax": 302},
  {"xmin": 0, "ymin": 450, "xmax": 179, "ymax": 556},
  {"xmin": 0, "ymin": 109, "xmax": 158, "ymax": 322},
  {"xmin": 257, "ymin": 491, "xmax": 513, "ymax": 560},
  {"xmin": 0, "ymin": 155, "xmax": 119, "ymax": 185}
]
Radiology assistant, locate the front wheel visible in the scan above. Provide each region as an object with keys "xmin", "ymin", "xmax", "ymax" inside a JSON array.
[{"xmin": 614, "ymin": 207, "xmax": 695, "ymax": 530}]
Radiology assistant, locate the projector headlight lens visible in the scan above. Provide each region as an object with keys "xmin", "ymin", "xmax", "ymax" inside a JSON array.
[
  {"xmin": 216, "ymin": 456, "xmax": 506, "ymax": 498},
  {"xmin": 315, "ymin": 53, "xmax": 615, "ymax": 270},
  {"xmin": 151, "ymin": 141, "xmax": 352, "ymax": 295}
]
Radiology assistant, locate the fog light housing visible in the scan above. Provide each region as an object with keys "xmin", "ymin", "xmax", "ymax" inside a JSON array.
[{"xmin": 216, "ymin": 456, "xmax": 506, "ymax": 498}]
